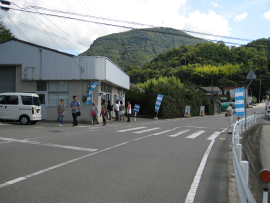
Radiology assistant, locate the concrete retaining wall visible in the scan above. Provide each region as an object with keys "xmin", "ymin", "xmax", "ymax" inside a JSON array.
[{"xmin": 241, "ymin": 124, "xmax": 267, "ymax": 202}]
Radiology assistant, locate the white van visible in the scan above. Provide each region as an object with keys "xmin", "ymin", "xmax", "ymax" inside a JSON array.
[{"xmin": 0, "ymin": 93, "xmax": 42, "ymax": 125}]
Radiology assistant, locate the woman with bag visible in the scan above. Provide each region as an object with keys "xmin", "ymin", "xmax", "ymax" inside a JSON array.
[
  {"xmin": 55, "ymin": 99, "xmax": 65, "ymax": 127},
  {"xmin": 100, "ymin": 99, "xmax": 107, "ymax": 126},
  {"xmin": 119, "ymin": 101, "xmax": 125, "ymax": 122},
  {"xmin": 91, "ymin": 102, "xmax": 98, "ymax": 125}
]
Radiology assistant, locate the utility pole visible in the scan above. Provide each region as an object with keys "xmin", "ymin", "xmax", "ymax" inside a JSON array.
[
  {"xmin": 259, "ymin": 73, "xmax": 262, "ymax": 103},
  {"xmin": 119, "ymin": 41, "xmax": 127, "ymax": 71},
  {"xmin": 211, "ymin": 71, "xmax": 213, "ymax": 102}
]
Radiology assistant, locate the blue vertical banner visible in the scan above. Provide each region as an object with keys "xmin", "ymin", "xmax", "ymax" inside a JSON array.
[
  {"xmin": 134, "ymin": 104, "xmax": 140, "ymax": 113},
  {"xmin": 155, "ymin": 94, "xmax": 163, "ymax": 113},
  {"xmin": 85, "ymin": 82, "xmax": 99, "ymax": 105},
  {"xmin": 235, "ymin": 88, "xmax": 245, "ymax": 116}
]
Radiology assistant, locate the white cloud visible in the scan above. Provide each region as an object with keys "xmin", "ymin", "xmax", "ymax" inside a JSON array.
[
  {"xmin": 3, "ymin": 0, "xmax": 231, "ymax": 55},
  {"xmin": 211, "ymin": 2, "xmax": 218, "ymax": 7},
  {"xmin": 234, "ymin": 12, "xmax": 248, "ymax": 21},
  {"xmin": 262, "ymin": 10, "xmax": 270, "ymax": 19},
  {"xmin": 182, "ymin": 10, "xmax": 231, "ymax": 37}
]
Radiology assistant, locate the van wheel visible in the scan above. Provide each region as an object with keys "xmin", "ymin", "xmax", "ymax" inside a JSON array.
[
  {"xmin": 20, "ymin": 116, "xmax": 29, "ymax": 125},
  {"xmin": 30, "ymin": 121, "xmax": 37, "ymax": 124}
]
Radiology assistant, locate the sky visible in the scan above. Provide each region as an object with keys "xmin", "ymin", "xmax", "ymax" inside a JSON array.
[{"xmin": 0, "ymin": 0, "xmax": 270, "ymax": 56}]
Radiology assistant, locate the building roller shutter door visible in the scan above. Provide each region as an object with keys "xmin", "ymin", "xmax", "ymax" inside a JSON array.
[{"xmin": 0, "ymin": 66, "xmax": 16, "ymax": 93}]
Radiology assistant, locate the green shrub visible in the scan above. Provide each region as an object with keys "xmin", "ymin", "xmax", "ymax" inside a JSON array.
[{"xmin": 126, "ymin": 76, "xmax": 212, "ymax": 119}]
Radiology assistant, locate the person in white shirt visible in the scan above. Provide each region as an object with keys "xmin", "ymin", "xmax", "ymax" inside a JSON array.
[
  {"xmin": 114, "ymin": 101, "xmax": 119, "ymax": 121},
  {"xmin": 226, "ymin": 103, "xmax": 234, "ymax": 134}
]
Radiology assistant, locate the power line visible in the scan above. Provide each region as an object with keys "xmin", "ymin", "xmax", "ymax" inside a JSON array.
[
  {"xmin": 18, "ymin": 0, "xmax": 66, "ymax": 53},
  {"xmin": 12, "ymin": 1, "xmax": 83, "ymax": 68},
  {"xmin": 0, "ymin": 15, "xmax": 89, "ymax": 47},
  {"xmin": 4, "ymin": 12, "xmax": 33, "ymax": 43},
  {"xmin": 6, "ymin": 7, "xmax": 265, "ymax": 47},
  {"xmin": 24, "ymin": 5, "xmax": 253, "ymax": 42},
  {"xmin": 58, "ymin": 0, "xmax": 104, "ymax": 38},
  {"xmin": 25, "ymin": 1, "xmax": 80, "ymax": 54},
  {"xmin": 81, "ymin": 0, "xmax": 112, "ymax": 33},
  {"xmin": 76, "ymin": 0, "xmax": 108, "ymax": 35}
]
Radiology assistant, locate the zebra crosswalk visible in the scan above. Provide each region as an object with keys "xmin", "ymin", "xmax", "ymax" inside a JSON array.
[
  {"xmin": 115, "ymin": 126, "xmax": 223, "ymax": 140},
  {"xmin": 167, "ymin": 129, "xmax": 190, "ymax": 137},
  {"xmin": 185, "ymin": 130, "xmax": 205, "ymax": 139}
]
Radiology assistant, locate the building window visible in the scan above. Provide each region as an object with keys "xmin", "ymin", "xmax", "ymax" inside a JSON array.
[
  {"xmin": 101, "ymin": 82, "xmax": 112, "ymax": 93},
  {"xmin": 48, "ymin": 81, "xmax": 69, "ymax": 106},
  {"xmin": 37, "ymin": 81, "xmax": 47, "ymax": 91}
]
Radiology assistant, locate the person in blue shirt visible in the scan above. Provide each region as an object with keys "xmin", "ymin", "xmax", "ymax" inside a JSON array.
[{"xmin": 70, "ymin": 95, "xmax": 81, "ymax": 127}]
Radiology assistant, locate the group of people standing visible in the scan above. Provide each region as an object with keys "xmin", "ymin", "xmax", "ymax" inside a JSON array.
[
  {"xmin": 55, "ymin": 95, "xmax": 132, "ymax": 127},
  {"xmin": 110, "ymin": 100, "xmax": 131, "ymax": 122},
  {"xmin": 91, "ymin": 99, "xmax": 131, "ymax": 125}
]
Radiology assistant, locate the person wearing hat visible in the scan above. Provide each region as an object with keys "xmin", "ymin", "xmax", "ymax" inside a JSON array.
[
  {"xmin": 55, "ymin": 99, "xmax": 65, "ymax": 127},
  {"xmin": 70, "ymin": 95, "xmax": 81, "ymax": 127}
]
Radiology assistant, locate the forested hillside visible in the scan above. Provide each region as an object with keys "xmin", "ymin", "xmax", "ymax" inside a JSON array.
[
  {"xmin": 79, "ymin": 27, "xmax": 207, "ymax": 67},
  {"xmin": 125, "ymin": 39, "xmax": 270, "ymax": 102}
]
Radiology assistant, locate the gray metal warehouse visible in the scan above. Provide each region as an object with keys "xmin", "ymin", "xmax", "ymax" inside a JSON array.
[{"xmin": 0, "ymin": 38, "xmax": 130, "ymax": 123}]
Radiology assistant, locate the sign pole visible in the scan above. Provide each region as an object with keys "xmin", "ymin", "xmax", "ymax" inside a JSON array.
[
  {"xmin": 245, "ymin": 79, "xmax": 253, "ymax": 130},
  {"xmin": 245, "ymin": 69, "xmax": 256, "ymax": 130}
]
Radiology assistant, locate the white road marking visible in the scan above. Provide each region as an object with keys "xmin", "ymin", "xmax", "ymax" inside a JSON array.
[
  {"xmin": 184, "ymin": 126, "xmax": 207, "ymax": 129},
  {"xmin": 185, "ymin": 140, "xmax": 215, "ymax": 203},
  {"xmin": 0, "ymin": 141, "xmax": 12, "ymax": 144},
  {"xmin": 153, "ymin": 128, "xmax": 178, "ymax": 135},
  {"xmin": 168, "ymin": 130, "xmax": 190, "ymax": 137},
  {"xmin": 185, "ymin": 131, "xmax": 205, "ymax": 139},
  {"xmin": 3, "ymin": 177, "xmax": 26, "ymax": 186},
  {"xmin": 207, "ymin": 132, "xmax": 221, "ymax": 140},
  {"xmin": 0, "ymin": 123, "xmax": 11, "ymax": 125},
  {"xmin": 221, "ymin": 128, "xmax": 227, "ymax": 133},
  {"xmin": 0, "ymin": 133, "xmax": 157, "ymax": 188},
  {"xmin": 0, "ymin": 137, "xmax": 97, "ymax": 152},
  {"xmin": 133, "ymin": 127, "xmax": 160, "ymax": 134},
  {"xmin": 116, "ymin": 127, "xmax": 146, "ymax": 132}
]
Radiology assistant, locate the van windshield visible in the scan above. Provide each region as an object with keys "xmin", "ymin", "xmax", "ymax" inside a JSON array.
[{"xmin": 21, "ymin": 96, "xmax": 40, "ymax": 106}]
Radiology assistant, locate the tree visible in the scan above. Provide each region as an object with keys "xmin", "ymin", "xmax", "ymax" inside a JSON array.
[{"xmin": 0, "ymin": 21, "xmax": 14, "ymax": 42}]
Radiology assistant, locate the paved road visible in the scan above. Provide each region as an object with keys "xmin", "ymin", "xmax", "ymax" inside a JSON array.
[{"xmin": 0, "ymin": 105, "xmax": 265, "ymax": 202}]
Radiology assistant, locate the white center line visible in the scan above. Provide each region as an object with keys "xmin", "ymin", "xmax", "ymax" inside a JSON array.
[
  {"xmin": 133, "ymin": 127, "xmax": 160, "ymax": 134},
  {"xmin": 207, "ymin": 132, "xmax": 221, "ymax": 140},
  {"xmin": 116, "ymin": 127, "xmax": 147, "ymax": 132},
  {"xmin": 185, "ymin": 140, "xmax": 215, "ymax": 203},
  {"xmin": 185, "ymin": 130, "xmax": 205, "ymax": 139},
  {"xmin": 168, "ymin": 130, "xmax": 190, "ymax": 137}
]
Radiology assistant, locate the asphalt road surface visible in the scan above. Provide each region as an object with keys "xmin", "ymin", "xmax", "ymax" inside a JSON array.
[{"xmin": 0, "ymin": 105, "xmax": 265, "ymax": 203}]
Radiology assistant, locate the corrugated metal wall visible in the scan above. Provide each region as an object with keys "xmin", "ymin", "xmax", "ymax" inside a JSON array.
[{"xmin": 0, "ymin": 40, "xmax": 129, "ymax": 89}]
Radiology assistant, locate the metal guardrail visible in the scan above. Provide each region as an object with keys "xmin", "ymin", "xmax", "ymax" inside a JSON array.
[{"xmin": 232, "ymin": 115, "xmax": 257, "ymax": 203}]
